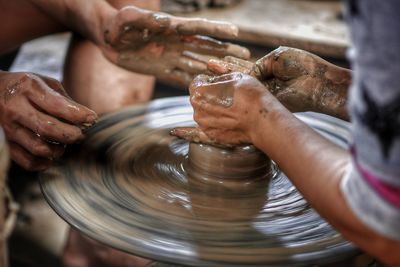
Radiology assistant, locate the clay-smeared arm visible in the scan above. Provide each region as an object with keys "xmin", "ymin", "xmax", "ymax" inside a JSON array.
[
  {"xmin": 173, "ymin": 73, "xmax": 400, "ymax": 266},
  {"xmin": 208, "ymin": 47, "xmax": 352, "ymax": 121}
]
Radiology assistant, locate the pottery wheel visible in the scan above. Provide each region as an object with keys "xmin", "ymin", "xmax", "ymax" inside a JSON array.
[{"xmin": 40, "ymin": 96, "xmax": 358, "ymax": 266}]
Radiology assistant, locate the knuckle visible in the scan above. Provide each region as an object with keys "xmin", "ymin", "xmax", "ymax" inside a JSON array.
[
  {"xmin": 35, "ymin": 121, "xmax": 52, "ymax": 136},
  {"xmin": 19, "ymin": 73, "xmax": 33, "ymax": 84},
  {"xmin": 19, "ymin": 73, "xmax": 36, "ymax": 92},
  {"xmin": 4, "ymin": 106, "xmax": 20, "ymax": 121}
]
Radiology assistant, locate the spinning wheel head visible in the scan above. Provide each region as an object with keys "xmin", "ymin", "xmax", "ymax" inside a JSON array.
[{"xmin": 40, "ymin": 96, "xmax": 358, "ymax": 266}]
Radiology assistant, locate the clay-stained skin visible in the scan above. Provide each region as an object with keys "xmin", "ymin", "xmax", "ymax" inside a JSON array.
[
  {"xmin": 189, "ymin": 73, "xmax": 244, "ymax": 107},
  {"xmin": 0, "ymin": 71, "xmax": 97, "ymax": 171},
  {"xmin": 171, "ymin": 47, "xmax": 352, "ymax": 145},
  {"xmin": 171, "ymin": 73, "xmax": 267, "ymax": 146},
  {"xmin": 102, "ymin": 6, "xmax": 250, "ymax": 87},
  {"xmin": 208, "ymin": 46, "xmax": 351, "ymax": 121}
]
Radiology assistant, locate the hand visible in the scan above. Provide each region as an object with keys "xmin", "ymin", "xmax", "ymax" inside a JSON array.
[
  {"xmin": 171, "ymin": 72, "xmax": 275, "ymax": 146},
  {"xmin": 0, "ymin": 71, "xmax": 97, "ymax": 171},
  {"xmin": 207, "ymin": 47, "xmax": 351, "ymax": 120},
  {"xmin": 63, "ymin": 229, "xmax": 150, "ymax": 267},
  {"xmin": 101, "ymin": 6, "xmax": 250, "ymax": 86}
]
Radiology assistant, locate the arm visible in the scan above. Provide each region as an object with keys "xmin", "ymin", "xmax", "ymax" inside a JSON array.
[
  {"xmin": 0, "ymin": 0, "xmax": 65, "ymax": 55},
  {"xmin": 251, "ymin": 89, "xmax": 400, "ymax": 267},
  {"xmin": 173, "ymin": 73, "xmax": 400, "ymax": 266},
  {"xmin": 27, "ymin": 0, "xmax": 114, "ymax": 45}
]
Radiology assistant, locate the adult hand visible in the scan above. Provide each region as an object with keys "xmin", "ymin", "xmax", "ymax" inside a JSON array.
[
  {"xmin": 0, "ymin": 71, "xmax": 97, "ymax": 171},
  {"xmin": 171, "ymin": 72, "xmax": 276, "ymax": 146},
  {"xmin": 101, "ymin": 6, "xmax": 250, "ymax": 86},
  {"xmin": 207, "ymin": 47, "xmax": 351, "ymax": 120}
]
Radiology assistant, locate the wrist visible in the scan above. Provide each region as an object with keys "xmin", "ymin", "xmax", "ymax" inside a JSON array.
[
  {"xmin": 63, "ymin": 0, "xmax": 115, "ymax": 45},
  {"xmin": 248, "ymin": 92, "xmax": 289, "ymax": 148},
  {"xmin": 92, "ymin": 1, "xmax": 117, "ymax": 46}
]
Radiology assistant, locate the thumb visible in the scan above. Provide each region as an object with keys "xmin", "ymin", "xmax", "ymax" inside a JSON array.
[{"xmin": 170, "ymin": 127, "xmax": 216, "ymax": 145}]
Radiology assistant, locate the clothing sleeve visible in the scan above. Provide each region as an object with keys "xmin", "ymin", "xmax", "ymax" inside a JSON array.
[{"xmin": 341, "ymin": 0, "xmax": 400, "ymax": 240}]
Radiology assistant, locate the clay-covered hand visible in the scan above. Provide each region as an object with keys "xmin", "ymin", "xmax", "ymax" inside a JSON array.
[
  {"xmin": 0, "ymin": 71, "xmax": 97, "ymax": 171},
  {"xmin": 101, "ymin": 6, "xmax": 250, "ymax": 86},
  {"xmin": 171, "ymin": 72, "xmax": 274, "ymax": 146},
  {"xmin": 207, "ymin": 47, "xmax": 351, "ymax": 121}
]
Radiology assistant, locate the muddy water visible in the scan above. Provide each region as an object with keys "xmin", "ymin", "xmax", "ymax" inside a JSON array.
[{"xmin": 40, "ymin": 97, "xmax": 358, "ymax": 266}]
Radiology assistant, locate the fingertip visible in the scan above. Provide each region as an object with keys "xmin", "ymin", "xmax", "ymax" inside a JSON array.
[
  {"xmin": 226, "ymin": 44, "xmax": 251, "ymax": 60},
  {"xmin": 207, "ymin": 59, "xmax": 228, "ymax": 74},
  {"xmin": 220, "ymin": 23, "xmax": 239, "ymax": 38},
  {"xmin": 85, "ymin": 112, "xmax": 98, "ymax": 124}
]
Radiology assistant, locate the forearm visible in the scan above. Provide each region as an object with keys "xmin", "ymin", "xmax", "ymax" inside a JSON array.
[
  {"xmin": 0, "ymin": 0, "xmax": 65, "ymax": 55},
  {"xmin": 28, "ymin": 0, "xmax": 116, "ymax": 45},
  {"xmin": 252, "ymin": 98, "xmax": 400, "ymax": 265}
]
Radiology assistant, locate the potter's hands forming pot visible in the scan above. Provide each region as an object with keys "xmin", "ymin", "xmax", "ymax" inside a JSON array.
[
  {"xmin": 207, "ymin": 47, "xmax": 351, "ymax": 120},
  {"xmin": 0, "ymin": 71, "xmax": 97, "ymax": 171},
  {"xmin": 101, "ymin": 6, "xmax": 250, "ymax": 87},
  {"xmin": 171, "ymin": 72, "xmax": 275, "ymax": 146}
]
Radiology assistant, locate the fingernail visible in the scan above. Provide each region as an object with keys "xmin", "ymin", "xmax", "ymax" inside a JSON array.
[{"xmin": 86, "ymin": 113, "xmax": 98, "ymax": 123}]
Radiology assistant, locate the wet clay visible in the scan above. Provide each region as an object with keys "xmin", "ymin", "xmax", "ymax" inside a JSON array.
[
  {"xmin": 40, "ymin": 97, "xmax": 358, "ymax": 266},
  {"xmin": 187, "ymin": 143, "xmax": 270, "ymax": 180}
]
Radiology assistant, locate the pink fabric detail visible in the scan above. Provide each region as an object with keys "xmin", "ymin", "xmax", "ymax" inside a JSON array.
[{"xmin": 351, "ymin": 146, "xmax": 400, "ymax": 209}]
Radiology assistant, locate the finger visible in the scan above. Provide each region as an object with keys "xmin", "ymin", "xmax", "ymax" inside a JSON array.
[
  {"xmin": 105, "ymin": 7, "xmax": 171, "ymax": 48},
  {"xmin": 200, "ymin": 128, "xmax": 251, "ymax": 146},
  {"xmin": 223, "ymin": 56, "xmax": 254, "ymax": 69},
  {"xmin": 7, "ymin": 124, "xmax": 65, "ymax": 159},
  {"xmin": 194, "ymin": 109, "xmax": 238, "ymax": 127},
  {"xmin": 183, "ymin": 35, "xmax": 250, "ymax": 59},
  {"xmin": 18, "ymin": 103, "xmax": 84, "ymax": 144},
  {"xmin": 170, "ymin": 127, "xmax": 216, "ymax": 144},
  {"xmin": 189, "ymin": 72, "xmax": 244, "ymax": 102},
  {"xmin": 207, "ymin": 58, "xmax": 251, "ymax": 75},
  {"xmin": 250, "ymin": 46, "xmax": 306, "ymax": 80},
  {"xmin": 28, "ymin": 77, "xmax": 97, "ymax": 126},
  {"xmin": 207, "ymin": 56, "xmax": 253, "ymax": 75},
  {"xmin": 176, "ymin": 56, "xmax": 208, "ymax": 75},
  {"xmin": 172, "ymin": 17, "xmax": 239, "ymax": 39},
  {"xmin": 36, "ymin": 74, "xmax": 69, "ymax": 98},
  {"xmin": 182, "ymin": 51, "xmax": 218, "ymax": 64},
  {"xmin": 8, "ymin": 141, "xmax": 52, "ymax": 171}
]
